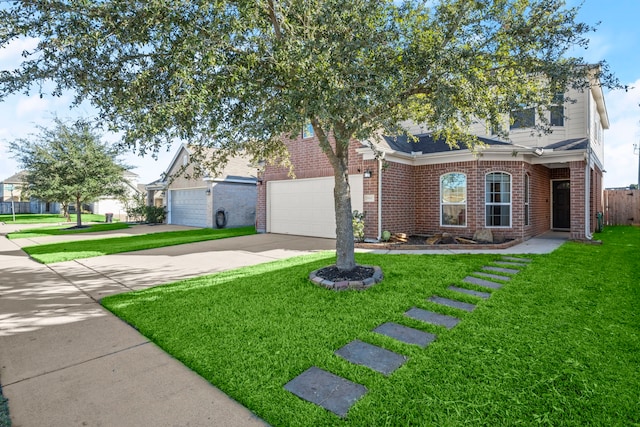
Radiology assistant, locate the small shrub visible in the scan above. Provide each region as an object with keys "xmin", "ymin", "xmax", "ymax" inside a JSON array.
[
  {"xmin": 353, "ymin": 210, "xmax": 366, "ymax": 242},
  {"xmin": 145, "ymin": 206, "xmax": 166, "ymax": 224},
  {"xmin": 381, "ymin": 230, "xmax": 391, "ymax": 242}
]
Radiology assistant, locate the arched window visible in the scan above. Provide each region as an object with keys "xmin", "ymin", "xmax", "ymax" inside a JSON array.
[
  {"xmin": 441, "ymin": 173, "xmax": 466, "ymax": 226},
  {"xmin": 485, "ymin": 172, "xmax": 511, "ymax": 227}
]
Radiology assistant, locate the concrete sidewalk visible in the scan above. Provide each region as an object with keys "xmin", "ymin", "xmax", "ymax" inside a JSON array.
[
  {"xmin": 0, "ymin": 228, "xmax": 335, "ymax": 427},
  {"xmin": 0, "ymin": 224, "xmax": 566, "ymax": 426}
]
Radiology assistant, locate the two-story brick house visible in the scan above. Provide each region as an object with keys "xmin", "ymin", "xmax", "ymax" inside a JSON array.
[{"xmin": 256, "ymin": 76, "xmax": 608, "ymax": 243}]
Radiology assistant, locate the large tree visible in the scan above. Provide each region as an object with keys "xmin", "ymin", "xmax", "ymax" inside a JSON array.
[
  {"xmin": 0, "ymin": 0, "xmax": 617, "ymax": 271},
  {"xmin": 9, "ymin": 118, "xmax": 130, "ymax": 227}
]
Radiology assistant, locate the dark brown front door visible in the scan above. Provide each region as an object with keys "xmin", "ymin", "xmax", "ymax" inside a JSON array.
[{"xmin": 552, "ymin": 180, "xmax": 571, "ymax": 229}]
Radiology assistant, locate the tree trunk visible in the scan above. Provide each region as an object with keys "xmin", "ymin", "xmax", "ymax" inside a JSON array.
[
  {"xmin": 333, "ymin": 151, "xmax": 356, "ymax": 272},
  {"xmin": 312, "ymin": 120, "xmax": 357, "ymax": 272},
  {"xmin": 75, "ymin": 196, "xmax": 82, "ymax": 227}
]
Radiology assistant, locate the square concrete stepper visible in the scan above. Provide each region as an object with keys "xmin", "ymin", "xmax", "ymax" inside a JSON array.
[
  {"xmin": 428, "ymin": 296, "xmax": 476, "ymax": 312},
  {"xmin": 284, "ymin": 366, "xmax": 367, "ymax": 418},
  {"xmin": 405, "ymin": 307, "xmax": 460, "ymax": 329},
  {"xmin": 373, "ymin": 322, "xmax": 437, "ymax": 348},
  {"xmin": 335, "ymin": 340, "xmax": 407, "ymax": 376}
]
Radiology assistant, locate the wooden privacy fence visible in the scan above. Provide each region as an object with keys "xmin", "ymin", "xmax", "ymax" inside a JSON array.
[{"xmin": 604, "ymin": 189, "xmax": 640, "ymax": 226}]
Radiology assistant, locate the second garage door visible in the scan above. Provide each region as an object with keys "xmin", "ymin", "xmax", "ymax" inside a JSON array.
[
  {"xmin": 169, "ymin": 188, "xmax": 208, "ymax": 227},
  {"xmin": 267, "ymin": 175, "xmax": 363, "ymax": 238}
]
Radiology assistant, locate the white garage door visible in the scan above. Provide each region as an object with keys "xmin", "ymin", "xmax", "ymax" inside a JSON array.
[
  {"xmin": 169, "ymin": 188, "xmax": 208, "ymax": 227},
  {"xmin": 267, "ymin": 175, "xmax": 363, "ymax": 238}
]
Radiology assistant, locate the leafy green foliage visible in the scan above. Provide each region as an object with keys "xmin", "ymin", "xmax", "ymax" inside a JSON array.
[
  {"xmin": 103, "ymin": 227, "xmax": 639, "ymax": 426},
  {"xmin": 0, "ymin": 384, "xmax": 9, "ymax": 427},
  {"xmin": 22, "ymin": 226, "xmax": 256, "ymax": 263},
  {"xmin": 145, "ymin": 206, "xmax": 167, "ymax": 224},
  {"xmin": 0, "ymin": 0, "xmax": 620, "ymax": 270},
  {"xmin": 352, "ymin": 210, "xmax": 366, "ymax": 242},
  {"xmin": 8, "ymin": 118, "xmax": 131, "ymax": 228}
]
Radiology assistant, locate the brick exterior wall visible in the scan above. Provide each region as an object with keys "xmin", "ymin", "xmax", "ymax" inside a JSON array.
[
  {"xmin": 256, "ymin": 135, "xmax": 599, "ymax": 242},
  {"xmin": 569, "ymin": 161, "xmax": 586, "ymax": 240},
  {"xmin": 405, "ymin": 160, "xmax": 550, "ymax": 242},
  {"xmin": 380, "ymin": 162, "xmax": 416, "ymax": 235}
]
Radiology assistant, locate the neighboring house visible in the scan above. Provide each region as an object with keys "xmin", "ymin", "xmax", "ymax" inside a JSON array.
[
  {"xmin": 148, "ymin": 144, "xmax": 258, "ymax": 228},
  {"xmin": 0, "ymin": 171, "xmax": 27, "ymax": 202},
  {"xmin": 144, "ymin": 180, "xmax": 165, "ymax": 208},
  {"xmin": 90, "ymin": 170, "xmax": 142, "ymax": 221},
  {"xmin": 256, "ymin": 73, "xmax": 608, "ymax": 242},
  {"xmin": 0, "ymin": 171, "xmax": 61, "ymax": 214}
]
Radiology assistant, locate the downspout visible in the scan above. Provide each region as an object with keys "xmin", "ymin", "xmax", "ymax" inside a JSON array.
[
  {"xmin": 585, "ymin": 92, "xmax": 593, "ymax": 240},
  {"xmin": 585, "ymin": 143, "xmax": 593, "ymax": 240},
  {"xmin": 377, "ymin": 156, "xmax": 383, "ymax": 241}
]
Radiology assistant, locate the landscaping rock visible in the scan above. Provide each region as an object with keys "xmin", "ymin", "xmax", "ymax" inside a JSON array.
[{"xmin": 473, "ymin": 228, "xmax": 494, "ymax": 243}]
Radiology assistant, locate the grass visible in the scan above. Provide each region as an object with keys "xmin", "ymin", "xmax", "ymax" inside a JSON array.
[
  {"xmin": 6, "ymin": 222, "xmax": 130, "ymax": 239},
  {"xmin": 0, "ymin": 384, "xmax": 9, "ymax": 427},
  {"xmin": 102, "ymin": 226, "xmax": 640, "ymax": 426},
  {"xmin": 22, "ymin": 226, "xmax": 256, "ymax": 263},
  {"xmin": 0, "ymin": 213, "xmax": 110, "ymax": 224}
]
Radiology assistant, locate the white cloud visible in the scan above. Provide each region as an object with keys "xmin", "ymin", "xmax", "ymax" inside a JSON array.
[
  {"xmin": 0, "ymin": 37, "xmax": 40, "ymax": 70},
  {"xmin": 15, "ymin": 96, "xmax": 50, "ymax": 118}
]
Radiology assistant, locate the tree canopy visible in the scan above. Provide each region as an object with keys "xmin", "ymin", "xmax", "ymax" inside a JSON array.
[
  {"xmin": 0, "ymin": 0, "xmax": 619, "ymax": 270},
  {"xmin": 9, "ymin": 118, "xmax": 130, "ymax": 227}
]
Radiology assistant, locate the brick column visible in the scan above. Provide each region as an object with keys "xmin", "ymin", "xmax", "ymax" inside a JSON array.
[
  {"xmin": 256, "ymin": 178, "xmax": 267, "ymax": 233},
  {"xmin": 569, "ymin": 161, "xmax": 586, "ymax": 240}
]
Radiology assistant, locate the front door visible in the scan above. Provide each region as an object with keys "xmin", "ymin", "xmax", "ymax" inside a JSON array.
[{"xmin": 552, "ymin": 180, "xmax": 571, "ymax": 229}]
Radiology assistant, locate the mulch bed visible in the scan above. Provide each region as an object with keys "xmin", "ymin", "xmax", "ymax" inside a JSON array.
[{"xmin": 309, "ymin": 265, "xmax": 383, "ymax": 291}]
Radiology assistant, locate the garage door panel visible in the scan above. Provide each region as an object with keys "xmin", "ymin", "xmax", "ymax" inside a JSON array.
[
  {"xmin": 169, "ymin": 189, "xmax": 208, "ymax": 227},
  {"xmin": 267, "ymin": 176, "xmax": 363, "ymax": 239}
]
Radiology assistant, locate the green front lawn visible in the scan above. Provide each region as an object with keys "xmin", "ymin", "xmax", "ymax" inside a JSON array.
[
  {"xmin": 102, "ymin": 227, "xmax": 640, "ymax": 426},
  {"xmin": 7, "ymin": 222, "xmax": 130, "ymax": 239},
  {"xmin": 0, "ymin": 213, "xmax": 111, "ymax": 224},
  {"xmin": 23, "ymin": 226, "xmax": 256, "ymax": 263}
]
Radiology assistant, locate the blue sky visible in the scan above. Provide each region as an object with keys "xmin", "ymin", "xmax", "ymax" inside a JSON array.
[{"xmin": 1, "ymin": 0, "xmax": 639, "ymax": 187}]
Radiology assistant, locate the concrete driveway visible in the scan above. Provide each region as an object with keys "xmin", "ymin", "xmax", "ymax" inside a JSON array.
[{"xmin": 0, "ymin": 225, "xmax": 336, "ymax": 427}]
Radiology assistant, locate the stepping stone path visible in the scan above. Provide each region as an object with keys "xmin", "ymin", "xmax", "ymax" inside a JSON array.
[
  {"xmin": 473, "ymin": 271, "xmax": 512, "ymax": 281},
  {"xmin": 428, "ymin": 296, "xmax": 476, "ymax": 312},
  {"xmin": 447, "ymin": 285, "xmax": 491, "ymax": 299},
  {"xmin": 373, "ymin": 322, "xmax": 436, "ymax": 347},
  {"xmin": 284, "ymin": 256, "xmax": 532, "ymax": 417},
  {"xmin": 405, "ymin": 307, "xmax": 460, "ymax": 329},
  {"xmin": 284, "ymin": 367, "xmax": 367, "ymax": 418},
  {"xmin": 335, "ymin": 340, "xmax": 407, "ymax": 376}
]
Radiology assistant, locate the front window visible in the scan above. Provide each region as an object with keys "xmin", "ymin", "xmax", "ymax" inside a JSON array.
[
  {"xmin": 485, "ymin": 172, "xmax": 511, "ymax": 227},
  {"xmin": 441, "ymin": 173, "xmax": 466, "ymax": 226}
]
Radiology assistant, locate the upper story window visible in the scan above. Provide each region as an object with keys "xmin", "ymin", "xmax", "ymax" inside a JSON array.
[
  {"xmin": 440, "ymin": 172, "xmax": 467, "ymax": 226},
  {"xmin": 485, "ymin": 172, "xmax": 511, "ymax": 227},
  {"xmin": 510, "ymin": 107, "xmax": 535, "ymax": 130},
  {"xmin": 550, "ymin": 93, "xmax": 564, "ymax": 126},
  {"xmin": 302, "ymin": 121, "xmax": 314, "ymax": 139}
]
